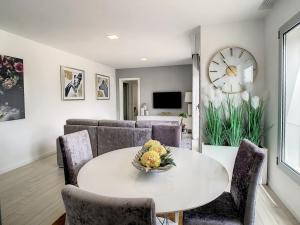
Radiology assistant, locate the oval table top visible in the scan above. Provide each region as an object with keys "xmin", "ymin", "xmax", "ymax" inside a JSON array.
[{"xmin": 77, "ymin": 147, "xmax": 229, "ymax": 214}]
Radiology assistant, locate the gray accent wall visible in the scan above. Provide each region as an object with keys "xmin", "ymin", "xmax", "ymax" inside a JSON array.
[{"xmin": 116, "ymin": 65, "xmax": 192, "ymax": 117}]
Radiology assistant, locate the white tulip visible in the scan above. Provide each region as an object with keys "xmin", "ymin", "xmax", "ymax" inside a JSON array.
[
  {"xmin": 202, "ymin": 95, "xmax": 210, "ymax": 108},
  {"xmin": 215, "ymin": 88, "xmax": 223, "ymax": 99},
  {"xmin": 232, "ymin": 95, "xmax": 241, "ymax": 108},
  {"xmin": 251, "ymin": 96, "xmax": 260, "ymax": 109},
  {"xmin": 241, "ymin": 91, "xmax": 249, "ymax": 102},
  {"xmin": 213, "ymin": 97, "xmax": 222, "ymax": 108},
  {"xmin": 208, "ymin": 84, "xmax": 215, "ymax": 102}
]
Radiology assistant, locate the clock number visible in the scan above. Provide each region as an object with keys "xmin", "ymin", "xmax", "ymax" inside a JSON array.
[{"xmin": 230, "ymin": 48, "xmax": 233, "ymax": 56}]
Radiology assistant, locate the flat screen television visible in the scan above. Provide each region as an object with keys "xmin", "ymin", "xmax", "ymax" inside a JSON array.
[{"xmin": 153, "ymin": 92, "xmax": 182, "ymax": 109}]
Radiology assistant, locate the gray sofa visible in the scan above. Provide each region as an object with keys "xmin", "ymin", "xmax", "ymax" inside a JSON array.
[{"xmin": 57, "ymin": 119, "xmax": 181, "ymax": 167}]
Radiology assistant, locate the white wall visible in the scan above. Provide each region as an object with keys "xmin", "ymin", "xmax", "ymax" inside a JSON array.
[
  {"xmin": 116, "ymin": 65, "xmax": 192, "ymax": 117},
  {"xmin": 264, "ymin": 0, "xmax": 300, "ymax": 221},
  {"xmin": 200, "ymin": 19, "xmax": 265, "ymax": 97},
  {"xmin": 0, "ymin": 29, "xmax": 116, "ymax": 174}
]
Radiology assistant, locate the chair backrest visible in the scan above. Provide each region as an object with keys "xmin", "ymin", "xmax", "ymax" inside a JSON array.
[
  {"xmin": 0, "ymin": 201, "xmax": 2, "ymax": 225},
  {"xmin": 59, "ymin": 130, "xmax": 93, "ymax": 185},
  {"xmin": 230, "ymin": 139, "xmax": 265, "ymax": 225},
  {"xmin": 62, "ymin": 185, "xmax": 156, "ymax": 225},
  {"xmin": 152, "ymin": 125, "xmax": 181, "ymax": 147}
]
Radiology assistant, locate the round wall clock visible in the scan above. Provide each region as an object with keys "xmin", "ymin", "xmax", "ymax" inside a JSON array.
[{"xmin": 208, "ymin": 47, "xmax": 257, "ymax": 93}]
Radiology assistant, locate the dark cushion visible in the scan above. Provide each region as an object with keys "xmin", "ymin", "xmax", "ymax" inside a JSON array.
[
  {"xmin": 136, "ymin": 120, "xmax": 180, "ymax": 128},
  {"xmin": 64, "ymin": 125, "xmax": 98, "ymax": 157},
  {"xmin": 134, "ymin": 128, "xmax": 152, "ymax": 146},
  {"xmin": 98, "ymin": 120, "xmax": 136, "ymax": 128},
  {"xmin": 152, "ymin": 125, "xmax": 181, "ymax": 147},
  {"xmin": 66, "ymin": 119, "xmax": 98, "ymax": 126},
  {"xmin": 97, "ymin": 127, "xmax": 135, "ymax": 155},
  {"xmin": 183, "ymin": 192, "xmax": 242, "ymax": 225}
]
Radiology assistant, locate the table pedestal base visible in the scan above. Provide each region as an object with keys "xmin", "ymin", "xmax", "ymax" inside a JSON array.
[{"xmin": 156, "ymin": 212, "xmax": 180, "ymax": 225}]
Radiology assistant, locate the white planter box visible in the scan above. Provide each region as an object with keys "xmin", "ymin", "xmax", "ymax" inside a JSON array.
[{"xmin": 202, "ymin": 144, "xmax": 268, "ymax": 186}]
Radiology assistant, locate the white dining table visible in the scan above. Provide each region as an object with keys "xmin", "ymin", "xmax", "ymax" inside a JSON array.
[{"xmin": 77, "ymin": 147, "xmax": 229, "ymax": 224}]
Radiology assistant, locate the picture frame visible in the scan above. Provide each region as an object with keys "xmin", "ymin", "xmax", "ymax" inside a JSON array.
[
  {"xmin": 0, "ymin": 54, "xmax": 25, "ymax": 122},
  {"xmin": 60, "ymin": 66, "xmax": 85, "ymax": 100},
  {"xmin": 96, "ymin": 74, "xmax": 110, "ymax": 100}
]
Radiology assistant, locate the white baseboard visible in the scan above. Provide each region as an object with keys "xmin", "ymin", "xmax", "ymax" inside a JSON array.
[{"xmin": 0, "ymin": 151, "xmax": 56, "ymax": 175}]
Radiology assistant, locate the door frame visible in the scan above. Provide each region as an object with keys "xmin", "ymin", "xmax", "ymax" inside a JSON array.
[{"xmin": 119, "ymin": 78, "xmax": 141, "ymax": 120}]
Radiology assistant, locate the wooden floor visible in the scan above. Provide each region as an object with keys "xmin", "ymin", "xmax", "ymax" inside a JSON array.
[{"xmin": 0, "ymin": 154, "xmax": 299, "ymax": 225}]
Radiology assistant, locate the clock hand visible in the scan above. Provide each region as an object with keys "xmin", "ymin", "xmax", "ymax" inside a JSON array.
[
  {"xmin": 222, "ymin": 59, "xmax": 235, "ymax": 75},
  {"xmin": 213, "ymin": 74, "xmax": 226, "ymax": 83}
]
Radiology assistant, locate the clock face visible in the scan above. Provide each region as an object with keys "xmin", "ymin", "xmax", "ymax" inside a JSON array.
[{"xmin": 208, "ymin": 47, "xmax": 257, "ymax": 93}]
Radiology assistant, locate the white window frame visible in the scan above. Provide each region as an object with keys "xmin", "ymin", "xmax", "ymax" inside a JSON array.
[{"xmin": 278, "ymin": 11, "xmax": 300, "ymax": 184}]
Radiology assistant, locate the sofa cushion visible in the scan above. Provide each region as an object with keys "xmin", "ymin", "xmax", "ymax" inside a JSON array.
[
  {"xmin": 136, "ymin": 120, "xmax": 180, "ymax": 128},
  {"xmin": 98, "ymin": 120, "xmax": 136, "ymax": 128},
  {"xmin": 64, "ymin": 125, "xmax": 98, "ymax": 157},
  {"xmin": 134, "ymin": 128, "xmax": 152, "ymax": 146},
  {"xmin": 97, "ymin": 127, "xmax": 135, "ymax": 155},
  {"xmin": 66, "ymin": 119, "xmax": 99, "ymax": 126}
]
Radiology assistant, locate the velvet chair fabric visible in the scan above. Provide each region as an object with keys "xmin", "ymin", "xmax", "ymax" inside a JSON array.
[
  {"xmin": 62, "ymin": 185, "xmax": 156, "ymax": 225},
  {"xmin": 0, "ymin": 201, "xmax": 2, "ymax": 225},
  {"xmin": 97, "ymin": 127, "xmax": 135, "ymax": 155},
  {"xmin": 64, "ymin": 125, "xmax": 98, "ymax": 157},
  {"xmin": 183, "ymin": 139, "xmax": 265, "ymax": 225},
  {"xmin": 134, "ymin": 128, "xmax": 152, "ymax": 146},
  {"xmin": 97, "ymin": 127, "xmax": 152, "ymax": 155},
  {"xmin": 59, "ymin": 130, "xmax": 93, "ymax": 185},
  {"xmin": 152, "ymin": 125, "xmax": 181, "ymax": 147}
]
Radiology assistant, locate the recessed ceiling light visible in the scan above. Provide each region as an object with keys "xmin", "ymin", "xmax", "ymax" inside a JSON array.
[
  {"xmin": 107, "ymin": 35, "xmax": 119, "ymax": 40},
  {"xmin": 140, "ymin": 57, "xmax": 148, "ymax": 61}
]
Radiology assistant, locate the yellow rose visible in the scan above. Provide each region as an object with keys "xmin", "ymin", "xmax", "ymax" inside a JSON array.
[
  {"xmin": 149, "ymin": 145, "xmax": 167, "ymax": 156},
  {"xmin": 140, "ymin": 150, "xmax": 161, "ymax": 168},
  {"xmin": 144, "ymin": 139, "xmax": 161, "ymax": 148}
]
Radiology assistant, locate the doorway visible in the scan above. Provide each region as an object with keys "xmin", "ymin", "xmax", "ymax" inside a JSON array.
[{"xmin": 119, "ymin": 78, "xmax": 140, "ymax": 120}]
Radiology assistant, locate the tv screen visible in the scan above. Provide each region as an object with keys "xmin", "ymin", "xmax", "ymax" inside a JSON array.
[{"xmin": 153, "ymin": 92, "xmax": 182, "ymax": 109}]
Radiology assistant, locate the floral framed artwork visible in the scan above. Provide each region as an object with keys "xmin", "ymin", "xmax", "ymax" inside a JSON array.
[
  {"xmin": 61, "ymin": 66, "xmax": 85, "ymax": 100},
  {"xmin": 0, "ymin": 54, "xmax": 25, "ymax": 122},
  {"xmin": 96, "ymin": 74, "xmax": 110, "ymax": 100}
]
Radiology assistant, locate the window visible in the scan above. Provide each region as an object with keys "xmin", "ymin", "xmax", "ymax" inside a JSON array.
[{"xmin": 278, "ymin": 12, "xmax": 300, "ymax": 183}]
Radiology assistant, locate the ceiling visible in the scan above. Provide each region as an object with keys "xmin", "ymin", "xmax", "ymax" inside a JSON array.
[{"xmin": 0, "ymin": 0, "xmax": 267, "ymax": 69}]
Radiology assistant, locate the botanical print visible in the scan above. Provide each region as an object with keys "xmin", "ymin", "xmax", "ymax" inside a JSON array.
[
  {"xmin": 96, "ymin": 74, "xmax": 110, "ymax": 100},
  {"xmin": 0, "ymin": 55, "xmax": 25, "ymax": 122},
  {"xmin": 61, "ymin": 66, "xmax": 85, "ymax": 100}
]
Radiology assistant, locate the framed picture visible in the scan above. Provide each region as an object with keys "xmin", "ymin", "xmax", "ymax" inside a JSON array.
[
  {"xmin": 96, "ymin": 74, "xmax": 110, "ymax": 100},
  {"xmin": 0, "ymin": 54, "xmax": 25, "ymax": 122},
  {"xmin": 61, "ymin": 66, "xmax": 85, "ymax": 100}
]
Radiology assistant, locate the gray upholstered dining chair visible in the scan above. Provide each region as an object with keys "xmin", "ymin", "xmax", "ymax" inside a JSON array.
[
  {"xmin": 0, "ymin": 201, "xmax": 2, "ymax": 225},
  {"xmin": 183, "ymin": 139, "xmax": 265, "ymax": 225},
  {"xmin": 62, "ymin": 185, "xmax": 156, "ymax": 225},
  {"xmin": 59, "ymin": 130, "xmax": 93, "ymax": 185},
  {"xmin": 152, "ymin": 125, "xmax": 181, "ymax": 147}
]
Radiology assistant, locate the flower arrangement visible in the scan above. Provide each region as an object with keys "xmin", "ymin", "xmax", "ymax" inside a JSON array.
[
  {"xmin": 224, "ymin": 96, "xmax": 244, "ymax": 146},
  {"xmin": 132, "ymin": 139, "xmax": 176, "ymax": 172},
  {"xmin": 202, "ymin": 85, "xmax": 264, "ymax": 147},
  {"xmin": 241, "ymin": 92, "xmax": 264, "ymax": 146}
]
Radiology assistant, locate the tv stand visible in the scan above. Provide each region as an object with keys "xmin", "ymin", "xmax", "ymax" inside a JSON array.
[{"xmin": 137, "ymin": 115, "xmax": 192, "ymax": 131}]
